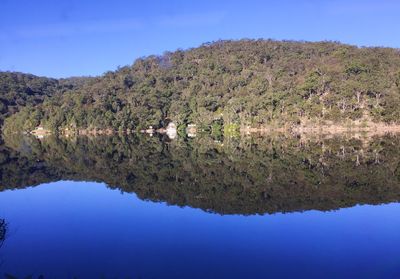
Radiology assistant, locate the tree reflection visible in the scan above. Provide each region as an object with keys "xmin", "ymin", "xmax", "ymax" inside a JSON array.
[{"xmin": 2, "ymin": 133, "xmax": 400, "ymax": 215}]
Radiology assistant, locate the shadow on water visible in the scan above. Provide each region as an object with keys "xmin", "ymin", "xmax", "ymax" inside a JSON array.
[
  {"xmin": 0, "ymin": 217, "xmax": 7, "ymax": 271},
  {"xmin": 0, "ymin": 218, "xmax": 6, "ymax": 248},
  {"xmin": 1, "ymin": 132, "xmax": 400, "ymax": 215}
]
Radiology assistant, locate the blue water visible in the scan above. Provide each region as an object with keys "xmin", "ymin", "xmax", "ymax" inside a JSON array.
[{"xmin": 0, "ymin": 181, "xmax": 399, "ymax": 278}]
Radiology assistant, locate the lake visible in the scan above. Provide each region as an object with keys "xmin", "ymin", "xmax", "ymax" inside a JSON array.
[{"xmin": 0, "ymin": 133, "xmax": 400, "ymax": 278}]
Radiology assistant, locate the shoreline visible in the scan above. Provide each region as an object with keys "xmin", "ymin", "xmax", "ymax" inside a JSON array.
[
  {"xmin": 241, "ymin": 121, "xmax": 400, "ymax": 135},
  {"xmin": 26, "ymin": 122, "xmax": 400, "ymax": 139}
]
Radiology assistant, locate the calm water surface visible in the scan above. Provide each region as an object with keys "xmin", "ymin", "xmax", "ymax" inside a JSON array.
[{"xmin": 0, "ymin": 134, "xmax": 400, "ymax": 278}]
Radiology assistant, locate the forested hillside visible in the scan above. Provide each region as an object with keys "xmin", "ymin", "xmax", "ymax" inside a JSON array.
[
  {"xmin": 3, "ymin": 40, "xmax": 400, "ymax": 133},
  {"xmin": 0, "ymin": 72, "xmax": 60, "ymax": 124},
  {"xmin": 0, "ymin": 72, "xmax": 90, "ymax": 127}
]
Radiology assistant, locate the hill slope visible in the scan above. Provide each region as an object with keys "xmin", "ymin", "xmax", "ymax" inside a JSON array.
[
  {"xmin": 4, "ymin": 40, "xmax": 400, "ymax": 133},
  {"xmin": 0, "ymin": 72, "xmax": 60, "ymax": 124},
  {"xmin": 0, "ymin": 72, "xmax": 92, "ymax": 129}
]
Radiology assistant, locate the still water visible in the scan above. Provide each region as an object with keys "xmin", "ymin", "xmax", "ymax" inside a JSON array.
[{"xmin": 0, "ymin": 134, "xmax": 400, "ymax": 278}]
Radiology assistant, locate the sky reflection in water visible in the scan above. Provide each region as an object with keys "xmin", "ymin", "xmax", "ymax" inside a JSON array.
[{"xmin": 0, "ymin": 181, "xmax": 399, "ymax": 278}]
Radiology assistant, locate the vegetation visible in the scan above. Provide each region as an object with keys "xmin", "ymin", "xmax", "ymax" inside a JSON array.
[
  {"xmin": 3, "ymin": 40, "xmax": 400, "ymax": 134},
  {"xmin": 0, "ymin": 72, "xmax": 91, "ymax": 131},
  {"xmin": 2, "ymin": 133, "xmax": 400, "ymax": 215},
  {"xmin": 0, "ymin": 72, "xmax": 57, "ymax": 125}
]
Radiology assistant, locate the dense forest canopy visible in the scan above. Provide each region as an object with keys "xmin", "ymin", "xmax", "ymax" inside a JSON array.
[
  {"xmin": 0, "ymin": 72, "xmax": 91, "ymax": 127},
  {"xmin": 0, "ymin": 72, "xmax": 58, "ymax": 124},
  {"xmin": 2, "ymin": 39, "xmax": 400, "ymax": 134}
]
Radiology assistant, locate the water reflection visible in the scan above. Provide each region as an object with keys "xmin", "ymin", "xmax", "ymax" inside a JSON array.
[
  {"xmin": 1, "ymin": 182, "xmax": 400, "ymax": 278},
  {"xmin": 0, "ymin": 218, "xmax": 6, "ymax": 248},
  {"xmin": 1, "ymin": 134, "xmax": 400, "ymax": 278},
  {"xmin": 1, "ymin": 132, "xmax": 400, "ymax": 214}
]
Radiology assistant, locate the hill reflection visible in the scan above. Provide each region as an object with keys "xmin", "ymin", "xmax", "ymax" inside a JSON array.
[{"xmin": 1, "ymin": 133, "xmax": 400, "ymax": 215}]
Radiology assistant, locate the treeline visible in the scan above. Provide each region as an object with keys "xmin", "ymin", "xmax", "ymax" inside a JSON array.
[
  {"xmin": 3, "ymin": 39, "xmax": 400, "ymax": 133},
  {"xmin": 0, "ymin": 72, "xmax": 91, "ymax": 129},
  {"xmin": 2, "ymin": 134, "xmax": 400, "ymax": 215}
]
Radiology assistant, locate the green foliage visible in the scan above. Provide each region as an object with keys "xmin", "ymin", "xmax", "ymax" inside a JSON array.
[
  {"xmin": 211, "ymin": 119, "xmax": 223, "ymax": 136},
  {"xmin": 0, "ymin": 72, "xmax": 91, "ymax": 129},
  {"xmin": 224, "ymin": 123, "xmax": 240, "ymax": 136},
  {"xmin": 4, "ymin": 40, "xmax": 400, "ymax": 133},
  {"xmin": 395, "ymin": 71, "xmax": 400, "ymax": 89},
  {"xmin": 177, "ymin": 123, "xmax": 187, "ymax": 137},
  {"xmin": 345, "ymin": 62, "xmax": 370, "ymax": 75}
]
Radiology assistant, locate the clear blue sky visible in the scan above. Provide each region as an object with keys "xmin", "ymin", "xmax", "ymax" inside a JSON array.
[{"xmin": 1, "ymin": 0, "xmax": 399, "ymax": 78}]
